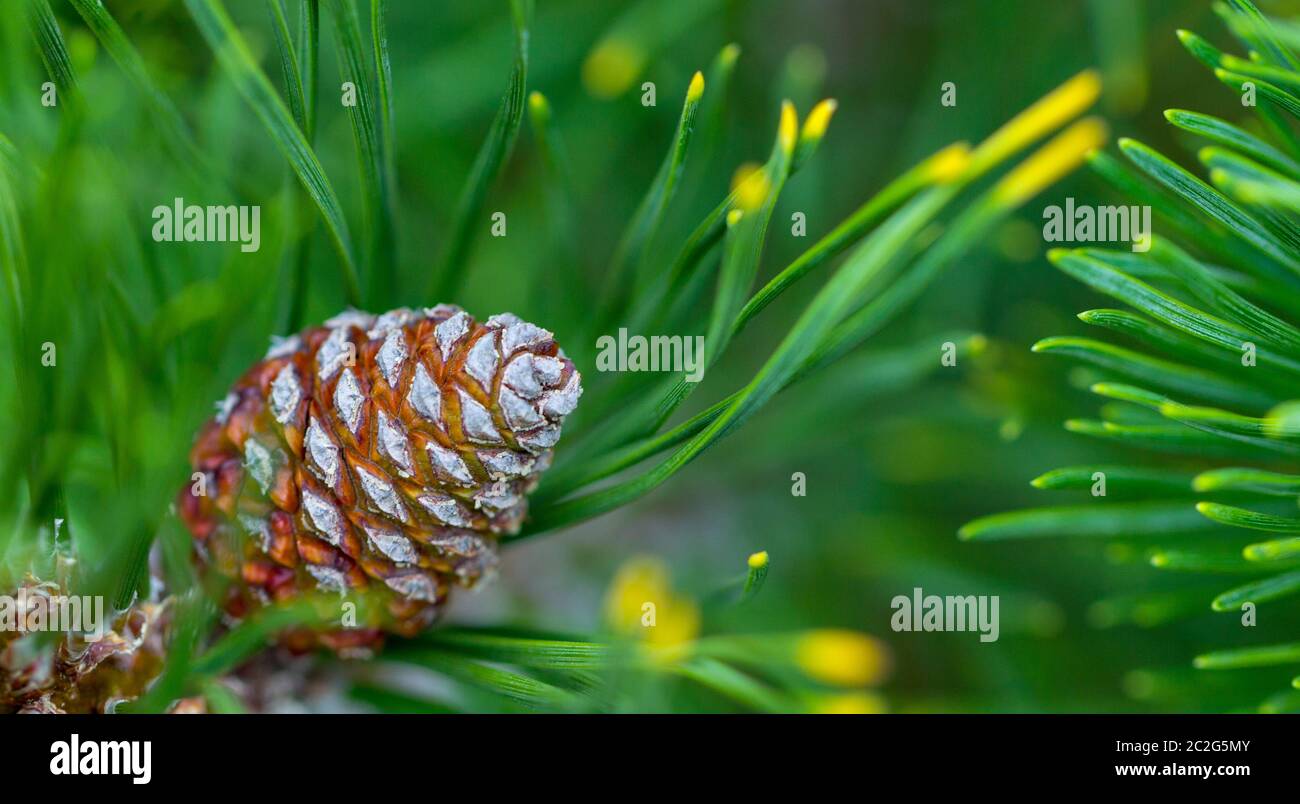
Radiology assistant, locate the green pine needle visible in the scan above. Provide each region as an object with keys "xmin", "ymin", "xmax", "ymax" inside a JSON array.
[
  {"xmin": 186, "ymin": 0, "xmax": 361, "ymax": 304},
  {"xmin": 1030, "ymin": 465, "xmax": 1195, "ymax": 494},
  {"xmin": 431, "ymin": 0, "xmax": 532, "ymax": 301},
  {"xmin": 1212, "ymin": 571, "xmax": 1300, "ymax": 610},
  {"xmin": 1195, "ymin": 501, "xmax": 1300, "ymax": 532},
  {"xmin": 325, "ymin": 0, "xmax": 397, "ymax": 298},
  {"xmin": 741, "ymin": 550, "xmax": 769, "ymax": 602},
  {"xmin": 1194, "ymin": 641, "xmax": 1300, "ymax": 670},
  {"xmin": 25, "ymin": 0, "xmax": 78, "ymax": 102},
  {"xmin": 959, "ymin": 502, "xmax": 1216, "ymax": 541}
]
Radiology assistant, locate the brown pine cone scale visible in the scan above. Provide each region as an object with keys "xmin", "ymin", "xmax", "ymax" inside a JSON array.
[{"xmin": 178, "ymin": 306, "xmax": 582, "ymax": 649}]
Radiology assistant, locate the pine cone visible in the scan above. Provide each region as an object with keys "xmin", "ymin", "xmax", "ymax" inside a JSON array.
[
  {"xmin": 177, "ymin": 306, "xmax": 582, "ymax": 650},
  {"xmin": 0, "ymin": 576, "xmax": 170, "ymax": 714}
]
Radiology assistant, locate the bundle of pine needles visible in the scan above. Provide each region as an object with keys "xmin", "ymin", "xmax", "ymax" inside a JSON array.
[{"xmin": 963, "ymin": 0, "xmax": 1300, "ymax": 714}]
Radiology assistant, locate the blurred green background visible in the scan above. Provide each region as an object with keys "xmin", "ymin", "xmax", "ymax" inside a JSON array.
[{"xmin": 4, "ymin": 0, "xmax": 1299, "ymax": 712}]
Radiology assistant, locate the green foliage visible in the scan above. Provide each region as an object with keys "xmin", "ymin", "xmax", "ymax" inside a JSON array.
[
  {"xmin": 0, "ymin": 0, "xmax": 1104, "ymax": 713},
  {"xmin": 966, "ymin": 0, "xmax": 1300, "ymax": 712}
]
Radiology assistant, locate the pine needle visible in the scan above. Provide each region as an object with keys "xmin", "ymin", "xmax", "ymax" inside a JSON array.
[
  {"xmin": 186, "ymin": 0, "xmax": 361, "ymax": 304},
  {"xmin": 430, "ymin": 0, "xmax": 531, "ymax": 301}
]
